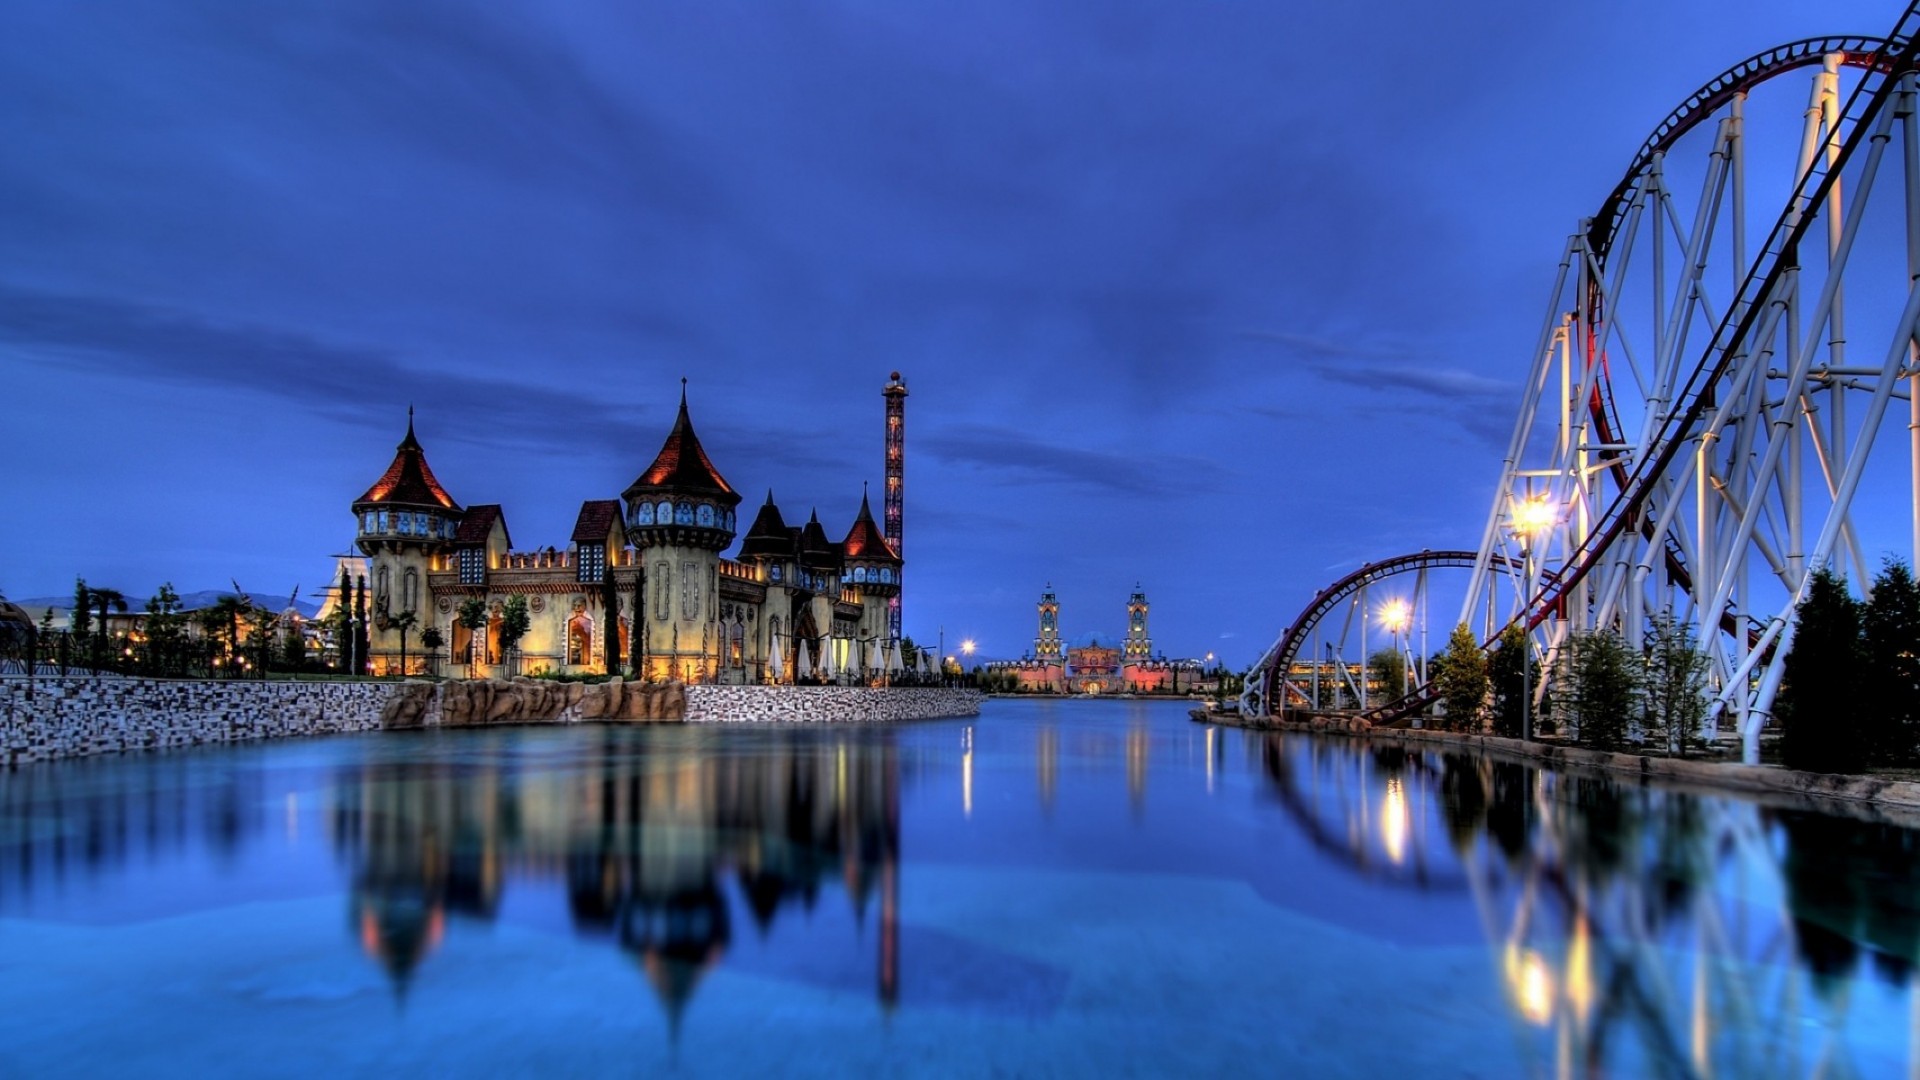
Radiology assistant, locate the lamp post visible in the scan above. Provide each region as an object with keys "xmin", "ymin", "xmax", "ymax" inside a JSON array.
[
  {"xmin": 1378, "ymin": 598, "xmax": 1411, "ymax": 704},
  {"xmin": 1509, "ymin": 496, "xmax": 1556, "ymax": 742}
]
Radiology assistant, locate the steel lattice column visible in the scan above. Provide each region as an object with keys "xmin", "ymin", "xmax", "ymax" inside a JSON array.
[{"xmin": 883, "ymin": 371, "xmax": 908, "ymax": 641}]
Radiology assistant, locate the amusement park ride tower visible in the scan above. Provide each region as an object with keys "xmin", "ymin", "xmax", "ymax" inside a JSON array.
[{"xmin": 883, "ymin": 371, "xmax": 907, "ymax": 641}]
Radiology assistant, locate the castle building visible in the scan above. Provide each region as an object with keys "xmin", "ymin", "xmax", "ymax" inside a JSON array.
[
  {"xmin": 992, "ymin": 586, "xmax": 1204, "ymax": 694},
  {"xmin": 349, "ymin": 378, "xmax": 907, "ymax": 682}
]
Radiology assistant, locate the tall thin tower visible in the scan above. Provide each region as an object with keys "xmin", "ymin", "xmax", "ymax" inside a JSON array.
[{"xmin": 883, "ymin": 371, "xmax": 908, "ymax": 640}]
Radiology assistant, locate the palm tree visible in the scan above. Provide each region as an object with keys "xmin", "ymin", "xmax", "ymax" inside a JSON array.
[
  {"xmin": 89, "ymin": 587, "xmax": 127, "ymax": 671},
  {"xmin": 387, "ymin": 604, "xmax": 418, "ymax": 677}
]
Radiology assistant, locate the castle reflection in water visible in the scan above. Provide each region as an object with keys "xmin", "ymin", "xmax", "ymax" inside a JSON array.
[
  {"xmin": 7, "ymin": 718, "xmax": 1920, "ymax": 1071},
  {"xmin": 333, "ymin": 729, "xmax": 902, "ymax": 1023}
]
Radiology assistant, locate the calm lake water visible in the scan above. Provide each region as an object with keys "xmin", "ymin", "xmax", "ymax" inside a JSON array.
[{"xmin": 2, "ymin": 697, "xmax": 1917, "ymax": 1076}]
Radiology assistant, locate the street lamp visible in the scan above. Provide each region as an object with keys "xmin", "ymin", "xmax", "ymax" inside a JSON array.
[
  {"xmin": 1509, "ymin": 495, "xmax": 1556, "ymax": 741},
  {"xmin": 1378, "ymin": 598, "xmax": 1411, "ymax": 699}
]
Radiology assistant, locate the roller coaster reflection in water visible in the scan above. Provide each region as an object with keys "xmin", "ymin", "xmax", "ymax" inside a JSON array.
[
  {"xmin": 1251, "ymin": 7, "xmax": 1920, "ymax": 760},
  {"xmin": 1258, "ymin": 732, "xmax": 1920, "ymax": 1076}
]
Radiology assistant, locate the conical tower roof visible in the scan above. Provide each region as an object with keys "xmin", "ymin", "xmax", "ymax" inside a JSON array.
[
  {"xmin": 354, "ymin": 410, "xmax": 461, "ymax": 512},
  {"xmin": 739, "ymin": 491, "xmax": 796, "ymax": 560},
  {"xmin": 623, "ymin": 382, "xmax": 740, "ymax": 506},
  {"xmin": 840, "ymin": 486, "xmax": 900, "ymax": 564},
  {"xmin": 798, "ymin": 510, "xmax": 840, "ymax": 572}
]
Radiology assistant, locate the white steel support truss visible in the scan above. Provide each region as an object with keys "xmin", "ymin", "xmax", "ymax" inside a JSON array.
[{"xmin": 1464, "ymin": 19, "xmax": 1920, "ymax": 762}]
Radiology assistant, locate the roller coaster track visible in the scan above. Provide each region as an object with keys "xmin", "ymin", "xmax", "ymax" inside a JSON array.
[{"xmin": 1255, "ymin": 14, "xmax": 1920, "ymax": 738}]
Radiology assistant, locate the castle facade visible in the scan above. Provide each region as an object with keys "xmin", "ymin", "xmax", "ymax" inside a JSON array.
[{"xmin": 348, "ymin": 375, "xmax": 910, "ymax": 683}]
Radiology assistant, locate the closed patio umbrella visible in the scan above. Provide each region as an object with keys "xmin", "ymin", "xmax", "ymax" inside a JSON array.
[
  {"xmin": 796, "ymin": 639, "xmax": 813, "ymax": 681},
  {"xmin": 767, "ymin": 633, "xmax": 785, "ymax": 684}
]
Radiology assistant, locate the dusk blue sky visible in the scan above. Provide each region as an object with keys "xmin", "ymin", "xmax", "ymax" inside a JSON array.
[{"xmin": 0, "ymin": 0, "xmax": 1898, "ymax": 663}]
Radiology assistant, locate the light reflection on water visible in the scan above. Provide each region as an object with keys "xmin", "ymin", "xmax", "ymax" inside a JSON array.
[{"xmin": 0, "ymin": 699, "xmax": 1918, "ymax": 1075}]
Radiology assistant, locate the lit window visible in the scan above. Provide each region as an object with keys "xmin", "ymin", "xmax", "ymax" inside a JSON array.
[{"xmin": 377, "ymin": 510, "xmax": 389, "ymax": 532}]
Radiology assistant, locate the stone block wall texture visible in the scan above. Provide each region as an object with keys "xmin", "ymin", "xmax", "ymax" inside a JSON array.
[
  {"xmin": 0, "ymin": 677, "xmax": 982, "ymax": 766},
  {"xmin": 0, "ymin": 677, "xmax": 393, "ymax": 766},
  {"xmin": 685, "ymin": 685, "xmax": 982, "ymax": 723}
]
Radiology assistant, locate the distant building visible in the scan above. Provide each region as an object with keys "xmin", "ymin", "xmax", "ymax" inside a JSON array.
[
  {"xmin": 348, "ymin": 377, "xmax": 909, "ymax": 681},
  {"xmin": 992, "ymin": 586, "xmax": 1208, "ymax": 694}
]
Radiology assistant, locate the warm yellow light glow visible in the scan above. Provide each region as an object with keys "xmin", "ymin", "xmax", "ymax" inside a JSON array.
[
  {"xmin": 1510, "ymin": 496, "xmax": 1556, "ymax": 540},
  {"xmin": 1504, "ymin": 944, "xmax": 1555, "ymax": 1026},
  {"xmin": 1568, "ymin": 916, "xmax": 1593, "ymax": 1023},
  {"xmin": 961, "ymin": 639, "xmax": 977, "ymax": 656},
  {"xmin": 961, "ymin": 726, "xmax": 974, "ymax": 818},
  {"xmin": 1377, "ymin": 598, "xmax": 1411, "ymax": 634},
  {"xmin": 1381, "ymin": 777, "xmax": 1408, "ymax": 864}
]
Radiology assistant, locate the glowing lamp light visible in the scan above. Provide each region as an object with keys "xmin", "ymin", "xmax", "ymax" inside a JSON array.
[
  {"xmin": 1377, "ymin": 598, "xmax": 1412, "ymax": 634},
  {"xmin": 1510, "ymin": 497, "xmax": 1556, "ymax": 540},
  {"xmin": 1504, "ymin": 944, "xmax": 1555, "ymax": 1027},
  {"xmin": 961, "ymin": 639, "xmax": 977, "ymax": 656},
  {"xmin": 1381, "ymin": 777, "xmax": 1408, "ymax": 865}
]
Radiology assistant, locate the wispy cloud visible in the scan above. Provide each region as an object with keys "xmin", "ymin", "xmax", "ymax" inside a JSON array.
[{"xmin": 921, "ymin": 423, "xmax": 1227, "ymax": 496}]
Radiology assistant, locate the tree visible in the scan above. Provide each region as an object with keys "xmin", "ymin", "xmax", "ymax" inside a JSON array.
[
  {"xmin": 498, "ymin": 595, "xmax": 531, "ymax": 675},
  {"xmin": 1487, "ymin": 626, "xmax": 1533, "ymax": 738},
  {"xmin": 71, "ymin": 578, "xmax": 92, "ymax": 643},
  {"xmin": 1779, "ymin": 568, "xmax": 1866, "ymax": 774},
  {"xmin": 457, "ymin": 597, "xmax": 489, "ymax": 677},
  {"xmin": 600, "ymin": 572, "xmax": 620, "ymax": 675},
  {"xmin": 1369, "ymin": 648, "xmax": 1407, "ymax": 704},
  {"xmin": 336, "ymin": 565, "xmax": 355, "ymax": 674},
  {"xmin": 1563, "ymin": 629, "xmax": 1640, "ymax": 751},
  {"xmin": 420, "ymin": 625, "xmax": 444, "ymax": 676},
  {"xmin": 244, "ymin": 605, "xmax": 279, "ymax": 676},
  {"xmin": 1642, "ymin": 612, "xmax": 1710, "ymax": 757},
  {"xmin": 144, "ymin": 584, "xmax": 187, "ymax": 676},
  {"xmin": 1864, "ymin": 558, "xmax": 1920, "ymax": 765},
  {"xmin": 386, "ymin": 604, "xmax": 418, "ymax": 677},
  {"xmin": 199, "ymin": 595, "xmax": 248, "ymax": 676},
  {"xmin": 282, "ymin": 622, "xmax": 308, "ymax": 671},
  {"xmin": 1433, "ymin": 623, "xmax": 1489, "ymax": 732},
  {"xmin": 353, "ymin": 576, "xmax": 370, "ymax": 677},
  {"xmin": 86, "ymin": 586, "xmax": 127, "ymax": 671}
]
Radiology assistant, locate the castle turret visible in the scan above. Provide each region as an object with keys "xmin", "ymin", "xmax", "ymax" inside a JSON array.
[
  {"xmin": 622, "ymin": 383, "xmax": 742, "ymax": 682},
  {"xmin": 352, "ymin": 410, "xmax": 462, "ymax": 673},
  {"xmin": 1124, "ymin": 586, "xmax": 1152, "ymax": 661},
  {"xmin": 841, "ymin": 487, "xmax": 900, "ymax": 645},
  {"xmin": 1035, "ymin": 585, "xmax": 1062, "ymax": 663}
]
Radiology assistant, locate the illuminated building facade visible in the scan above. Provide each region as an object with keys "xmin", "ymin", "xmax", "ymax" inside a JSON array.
[
  {"xmin": 995, "ymin": 587, "xmax": 1206, "ymax": 694},
  {"xmin": 350, "ymin": 378, "xmax": 905, "ymax": 682}
]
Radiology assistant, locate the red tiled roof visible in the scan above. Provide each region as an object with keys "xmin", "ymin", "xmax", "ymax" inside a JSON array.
[
  {"xmin": 355, "ymin": 414, "xmax": 461, "ymax": 511},
  {"xmin": 571, "ymin": 499, "xmax": 624, "ymax": 544},
  {"xmin": 623, "ymin": 385, "xmax": 739, "ymax": 504},
  {"xmin": 840, "ymin": 488, "xmax": 900, "ymax": 564},
  {"xmin": 455, "ymin": 504, "xmax": 509, "ymax": 547}
]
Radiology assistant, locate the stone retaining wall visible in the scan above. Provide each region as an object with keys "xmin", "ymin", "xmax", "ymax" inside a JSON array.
[
  {"xmin": 0, "ymin": 677, "xmax": 983, "ymax": 766},
  {"xmin": 685, "ymin": 685, "xmax": 981, "ymax": 723},
  {"xmin": 0, "ymin": 677, "xmax": 393, "ymax": 766}
]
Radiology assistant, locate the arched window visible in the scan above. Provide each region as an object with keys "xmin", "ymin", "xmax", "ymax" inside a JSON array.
[
  {"xmin": 375, "ymin": 565, "xmax": 391, "ymax": 609},
  {"xmin": 567, "ymin": 614, "xmax": 592, "ymax": 666},
  {"xmin": 402, "ymin": 569, "xmax": 419, "ymax": 614}
]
